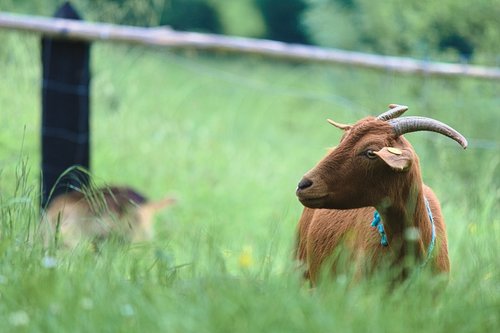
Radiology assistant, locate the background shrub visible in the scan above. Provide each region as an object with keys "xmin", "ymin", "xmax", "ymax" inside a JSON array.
[
  {"xmin": 304, "ymin": 0, "xmax": 500, "ymax": 64},
  {"xmin": 254, "ymin": 0, "xmax": 311, "ymax": 43},
  {"xmin": 157, "ymin": 0, "xmax": 222, "ymax": 33}
]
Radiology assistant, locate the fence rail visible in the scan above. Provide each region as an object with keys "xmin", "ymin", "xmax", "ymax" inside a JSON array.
[{"xmin": 1, "ymin": 11, "xmax": 500, "ymax": 80}]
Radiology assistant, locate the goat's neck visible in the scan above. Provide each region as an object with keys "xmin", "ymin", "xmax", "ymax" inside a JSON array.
[{"xmin": 377, "ymin": 175, "xmax": 429, "ymax": 263}]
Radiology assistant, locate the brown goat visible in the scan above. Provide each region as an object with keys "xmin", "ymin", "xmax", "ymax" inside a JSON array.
[
  {"xmin": 295, "ymin": 104, "xmax": 467, "ymax": 283},
  {"xmin": 42, "ymin": 186, "xmax": 175, "ymax": 249}
]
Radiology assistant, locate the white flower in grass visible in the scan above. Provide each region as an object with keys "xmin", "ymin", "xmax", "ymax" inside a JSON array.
[
  {"xmin": 404, "ymin": 227, "xmax": 420, "ymax": 241},
  {"xmin": 41, "ymin": 256, "xmax": 58, "ymax": 269},
  {"xmin": 121, "ymin": 304, "xmax": 135, "ymax": 317},
  {"xmin": 336, "ymin": 274, "xmax": 347, "ymax": 286},
  {"xmin": 49, "ymin": 303, "xmax": 61, "ymax": 315},
  {"xmin": 80, "ymin": 297, "xmax": 94, "ymax": 310},
  {"xmin": 9, "ymin": 310, "xmax": 30, "ymax": 327}
]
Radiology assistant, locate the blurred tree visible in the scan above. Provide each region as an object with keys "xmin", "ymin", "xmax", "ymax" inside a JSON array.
[
  {"xmin": 158, "ymin": 0, "xmax": 222, "ymax": 33},
  {"xmin": 304, "ymin": 0, "xmax": 500, "ymax": 64},
  {"xmin": 254, "ymin": 0, "xmax": 311, "ymax": 44},
  {"xmin": 211, "ymin": 0, "xmax": 265, "ymax": 37},
  {"xmin": 88, "ymin": 0, "xmax": 222, "ymax": 33}
]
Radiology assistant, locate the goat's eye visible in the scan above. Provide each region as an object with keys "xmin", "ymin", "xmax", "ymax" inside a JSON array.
[{"xmin": 365, "ymin": 150, "xmax": 377, "ymax": 159}]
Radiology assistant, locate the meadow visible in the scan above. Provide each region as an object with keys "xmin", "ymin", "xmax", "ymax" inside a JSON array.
[{"xmin": 0, "ymin": 28, "xmax": 499, "ymax": 332}]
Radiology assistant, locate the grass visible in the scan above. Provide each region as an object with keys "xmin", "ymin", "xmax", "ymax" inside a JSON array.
[{"xmin": 0, "ymin": 26, "xmax": 499, "ymax": 332}]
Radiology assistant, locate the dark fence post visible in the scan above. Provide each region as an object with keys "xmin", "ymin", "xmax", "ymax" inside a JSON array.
[{"xmin": 41, "ymin": 1, "xmax": 91, "ymax": 207}]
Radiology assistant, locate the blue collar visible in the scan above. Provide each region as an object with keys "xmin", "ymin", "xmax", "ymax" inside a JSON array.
[{"xmin": 371, "ymin": 197, "xmax": 436, "ymax": 265}]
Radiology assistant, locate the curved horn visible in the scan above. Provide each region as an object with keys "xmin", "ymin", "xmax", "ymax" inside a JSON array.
[
  {"xmin": 327, "ymin": 118, "xmax": 352, "ymax": 130},
  {"xmin": 388, "ymin": 116, "xmax": 468, "ymax": 149},
  {"xmin": 377, "ymin": 104, "xmax": 409, "ymax": 121}
]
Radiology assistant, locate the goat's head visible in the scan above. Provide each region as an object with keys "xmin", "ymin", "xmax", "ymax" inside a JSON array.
[{"xmin": 296, "ymin": 104, "xmax": 467, "ymax": 210}]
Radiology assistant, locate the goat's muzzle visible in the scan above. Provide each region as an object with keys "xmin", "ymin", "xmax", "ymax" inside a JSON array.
[
  {"xmin": 297, "ymin": 178, "xmax": 313, "ymax": 191},
  {"xmin": 296, "ymin": 177, "xmax": 330, "ymax": 208}
]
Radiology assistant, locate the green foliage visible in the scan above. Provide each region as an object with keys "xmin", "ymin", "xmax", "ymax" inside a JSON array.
[
  {"xmin": 0, "ymin": 0, "xmax": 310, "ymax": 42},
  {"xmin": 1, "ymin": 0, "xmax": 223, "ymax": 32},
  {"xmin": 157, "ymin": 0, "xmax": 222, "ymax": 33},
  {"xmin": 211, "ymin": 0, "xmax": 265, "ymax": 37},
  {"xmin": 254, "ymin": 0, "xmax": 311, "ymax": 43},
  {"xmin": 304, "ymin": 0, "xmax": 500, "ymax": 64}
]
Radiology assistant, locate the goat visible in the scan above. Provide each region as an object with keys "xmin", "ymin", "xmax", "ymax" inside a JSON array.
[
  {"xmin": 295, "ymin": 104, "xmax": 467, "ymax": 283},
  {"xmin": 42, "ymin": 186, "xmax": 175, "ymax": 249}
]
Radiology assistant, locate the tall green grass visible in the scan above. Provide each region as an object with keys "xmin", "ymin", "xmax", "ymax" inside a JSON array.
[{"xmin": 0, "ymin": 28, "xmax": 498, "ymax": 332}]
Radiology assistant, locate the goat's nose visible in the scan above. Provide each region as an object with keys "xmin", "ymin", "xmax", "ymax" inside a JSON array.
[{"xmin": 297, "ymin": 178, "xmax": 313, "ymax": 191}]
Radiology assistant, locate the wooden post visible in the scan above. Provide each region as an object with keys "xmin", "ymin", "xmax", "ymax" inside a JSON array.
[{"xmin": 41, "ymin": 2, "xmax": 90, "ymax": 207}]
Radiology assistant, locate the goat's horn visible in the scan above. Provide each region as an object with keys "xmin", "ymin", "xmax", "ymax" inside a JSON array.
[
  {"xmin": 388, "ymin": 116, "xmax": 468, "ymax": 149},
  {"xmin": 327, "ymin": 119, "xmax": 351, "ymax": 130},
  {"xmin": 377, "ymin": 104, "xmax": 409, "ymax": 121}
]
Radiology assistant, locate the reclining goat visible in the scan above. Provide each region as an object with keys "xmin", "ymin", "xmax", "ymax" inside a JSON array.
[{"xmin": 43, "ymin": 186, "xmax": 175, "ymax": 249}]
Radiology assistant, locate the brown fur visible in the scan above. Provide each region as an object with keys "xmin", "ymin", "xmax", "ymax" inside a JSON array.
[
  {"xmin": 42, "ymin": 186, "xmax": 175, "ymax": 249},
  {"xmin": 295, "ymin": 117, "xmax": 450, "ymax": 283}
]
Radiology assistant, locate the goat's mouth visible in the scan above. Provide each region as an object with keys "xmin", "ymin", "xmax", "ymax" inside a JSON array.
[{"xmin": 297, "ymin": 194, "xmax": 330, "ymax": 208}]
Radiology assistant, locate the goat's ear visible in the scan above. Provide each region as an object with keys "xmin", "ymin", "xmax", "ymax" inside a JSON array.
[{"xmin": 374, "ymin": 147, "xmax": 412, "ymax": 172}]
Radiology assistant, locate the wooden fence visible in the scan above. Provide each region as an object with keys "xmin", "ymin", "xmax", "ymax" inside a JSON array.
[{"xmin": 1, "ymin": 11, "xmax": 500, "ymax": 80}]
